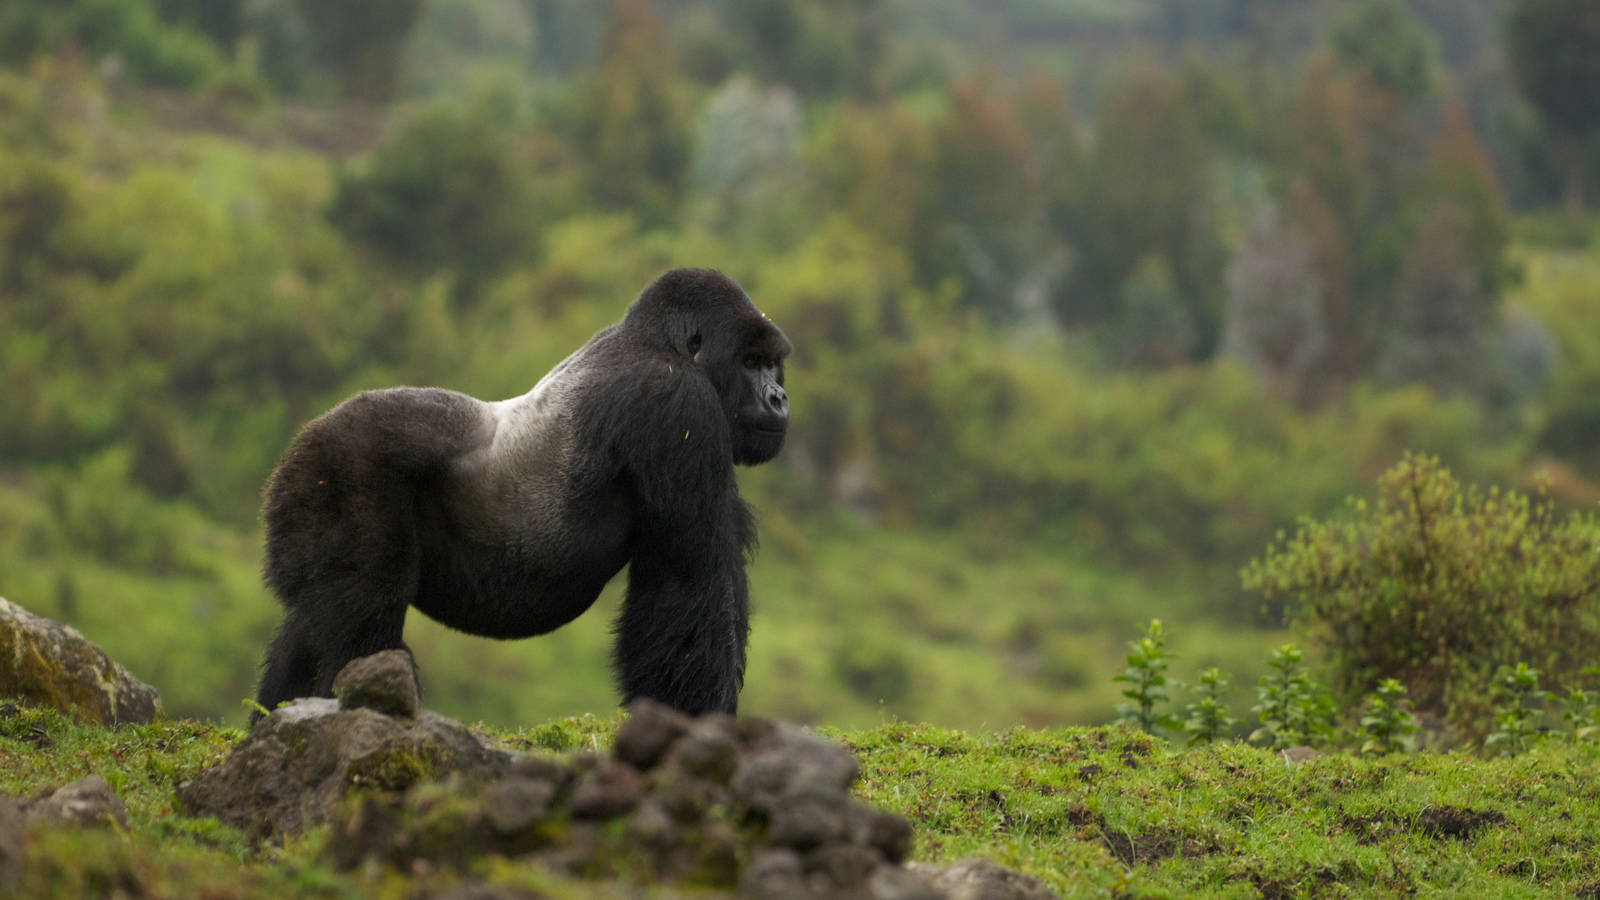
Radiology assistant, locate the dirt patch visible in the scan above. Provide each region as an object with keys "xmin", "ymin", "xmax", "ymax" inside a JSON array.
[
  {"xmin": 1096, "ymin": 816, "xmax": 1211, "ymax": 866},
  {"xmin": 1340, "ymin": 810, "xmax": 1404, "ymax": 845},
  {"xmin": 1574, "ymin": 876, "xmax": 1600, "ymax": 898},
  {"xmin": 1414, "ymin": 805, "xmax": 1506, "ymax": 839}
]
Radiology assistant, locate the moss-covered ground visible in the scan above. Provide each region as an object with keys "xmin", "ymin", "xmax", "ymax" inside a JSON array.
[{"xmin": 2, "ymin": 704, "xmax": 1597, "ymax": 898}]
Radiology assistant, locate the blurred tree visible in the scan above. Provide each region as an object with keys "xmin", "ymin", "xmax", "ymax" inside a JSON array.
[
  {"xmin": 1052, "ymin": 63, "xmax": 1225, "ymax": 358},
  {"xmin": 1372, "ymin": 205, "xmax": 1493, "ymax": 393},
  {"xmin": 524, "ymin": 0, "xmax": 604, "ymax": 74},
  {"xmin": 1330, "ymin": 0, "xmax": 1439, "ymax": 104},
  {"xmin": 807, "ymin": 100, "xmax": 934, "ymax": 259},
  {"xmin": 327, "ymin": 104, "xmax": 536, "ymax": 302},
  {"xmin": 1221, "ymin": 204, "xmax": 1327, "ymax": 404},
  {"xmin": 398, "ymin": 0, "xmax": 536, "ymax": 99},
  {"xmin": 723, "ymin": 0, "xmax": 884, "ymax": 99},
  {"xmin": 1273, "ymin": 52, "xmax": 1430, "ymax": 392},
  {"xmin": 919, "ymin": 78, "xmax": 1039, "ymax": 321},
  {"xmin": 0, "ymin": 0, "xmax": 223, "ymax": 89},
  {"xmin": 684, "ymin": 78, "xmax": 808, "ymax": 246},
  {"xmin": 1505, "ymin": 0, "xmax": 1600, "ymax": 219},
  {"xmin": 569, "ymin": 0, "xmax": 691, "ymax": 227},
  {"xmin": 153, "ymin": 0, "xmax": 244, "ymax": 49},
  {"xmin": 1104, "ymin": 256, "xmax": 1197, "ymax": 370},
  {"xmin": 246, "ymin": 0, "xmax": 423, "ymax": 101}
]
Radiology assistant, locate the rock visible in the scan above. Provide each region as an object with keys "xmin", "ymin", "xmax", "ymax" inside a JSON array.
[
  {"xmin": 481, "ymin": 777, "xmax": 558, "ymax": 836},
  {"xmin": 730, "ymin": 723, "xmax": 859, "ymax": 819},
  {"xmin": 909, "ymin": 857, "xmax": 1057, "ymax": 900},
  {"xmin": 739, "ymin": 847, "xmax": 808, "ymax": 898},
  {"xmin": 613, "ymin": 699, "xmax": 690, "ymax": 770},
  {"xmin": 567, "ymin": 759, "xmax": 643, "ymax": 820},
  {"xmin": 177, "ymin": 697, "xmax": 512, "ymax": 838},
  {"xmin": 332, "ymin": 650, "xmax": 419, "ymax": 718},
  {"xmin": 0, "ymin": 596, "xmax": 163, "ymax": 726},
  {"xmin": 27, "ymin": 775, "xmax": 130, "ymax": 831},
  {"xmin": 767, "ymin": 788, "xmax": 849, "ymax": 850},
  {"xmin": 664, "ymin": 716, "xmax": 740, "ymax": 784},
  {"xmin": 180, "ymin": 653, "xmax": 1053, "ymax": 899}
]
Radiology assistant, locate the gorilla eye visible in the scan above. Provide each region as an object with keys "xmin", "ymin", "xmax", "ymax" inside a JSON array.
[
  {"xmin": 744, "ymin": 356, "xmax": 762, "ymax": 370},
  {"xmin": 687, "ymin": 333, "xmax": 702, "ymax": 354}
]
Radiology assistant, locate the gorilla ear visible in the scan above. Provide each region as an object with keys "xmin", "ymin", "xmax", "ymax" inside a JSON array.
[{"xmin": 687, "ymin": 332, "xmax": 702, "ymax": 356}]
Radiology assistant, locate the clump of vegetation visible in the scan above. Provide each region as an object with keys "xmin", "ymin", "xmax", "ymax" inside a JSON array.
[
  {"xmin": 1249, "ymin": 644, "xmax": 1336, "ymax": 749},
  {"xmin": 1486, "ymin": 663, "xmax": 1549, "ymax": 756},
  {"xmin": 1358, "ymin": 678, "xmax": 1419, "ymax": 755},
  {"xmin": 1113, "ymin": 619, "xmax": 1181, "ymax": 734},
  {"xmin": 1181, "ymin": 666, "xmax": 1237, "ymax": 745},
  {"xmin": 1557, "ymin": 666, "xmax": 1600, "ymax": 744},
  {"xmin": 1244, "ymin": 453, "xmax": 1600, "ymax": 741}
]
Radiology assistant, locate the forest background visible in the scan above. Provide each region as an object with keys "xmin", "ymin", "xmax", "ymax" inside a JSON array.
[{"xmin": 2, "ymin": 0, "xmax": 1598, "ymax": 733}]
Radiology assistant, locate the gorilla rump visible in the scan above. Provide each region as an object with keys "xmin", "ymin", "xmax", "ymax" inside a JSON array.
[{"xmin": 254, "ymin": 269, "xmax": 790, "ymax": 719}]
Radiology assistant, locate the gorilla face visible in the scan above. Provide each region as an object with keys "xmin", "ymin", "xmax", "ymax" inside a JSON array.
[
  {"xmin": 729, "ymin": 348, "xmax": 788, "ymax": 465},
  {"xmin": 688, "ymin": 294, "xmax": 791, "ymax": 467}
]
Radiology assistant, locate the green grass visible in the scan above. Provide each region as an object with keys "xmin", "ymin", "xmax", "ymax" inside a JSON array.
[{"xmin": 4, "ymin": 704, "xmax": 1598, "ymax": 898}]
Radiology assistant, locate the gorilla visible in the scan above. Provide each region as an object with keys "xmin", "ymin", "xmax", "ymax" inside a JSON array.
[{"xmin": 253, "ymin": 268, "xmax": 790, "ymax": 719}]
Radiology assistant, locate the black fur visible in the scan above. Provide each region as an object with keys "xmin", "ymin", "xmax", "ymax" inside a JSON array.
[{"xmin": 254, "ymin": 269, "xmax": 790, "ymax": 720}]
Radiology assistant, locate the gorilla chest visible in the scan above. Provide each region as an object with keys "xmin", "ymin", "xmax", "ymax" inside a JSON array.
[{"xmin": 413, "ymin": 436, "xmax": 634, "ymax": 638}]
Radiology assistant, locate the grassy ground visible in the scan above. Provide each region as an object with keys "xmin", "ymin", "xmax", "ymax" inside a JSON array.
[{"xmin": 3, "ymin": 704, "xmax": 1597, "ymax": 898}]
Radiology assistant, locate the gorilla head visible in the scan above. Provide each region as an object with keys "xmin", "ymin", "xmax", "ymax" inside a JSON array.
[
  {"xmin": 625, "ymin": 268, "xmax": 790, "ymax": 465},
  {"xmin": 254, "ymin": 269, "xmax": 790, "ymax": 719}
]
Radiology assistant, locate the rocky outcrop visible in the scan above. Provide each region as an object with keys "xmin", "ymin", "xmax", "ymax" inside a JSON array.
[
  {"xmin": 177, "ymin": 651, "xmax": 510, "ymax": 838},
  {"xmin": 0, "ymin": 596, "xmax": 163, "ymax": 727},
  {"xmin": 179, "ymin": 652, "xmax": 1056, "ymax": 899}
]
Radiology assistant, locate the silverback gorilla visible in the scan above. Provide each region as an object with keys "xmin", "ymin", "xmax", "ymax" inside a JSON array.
[{"xmin": 253, "ymin": 269, "xmax": 790, "ymax": 720}]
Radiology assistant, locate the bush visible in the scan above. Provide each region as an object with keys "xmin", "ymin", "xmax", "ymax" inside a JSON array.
[
  {"xmin": 327, "ymin": 103, "xmax": 536, "ymax": 299},
  {"xmin": 1243, "ymin": 454, "xmax": 1600, "ymax": 740}
]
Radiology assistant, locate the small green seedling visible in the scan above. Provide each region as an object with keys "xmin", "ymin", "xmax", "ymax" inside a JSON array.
[
  {"xmin": 1182, "ymin": 666, "xmax": 1238, "ymax": 745},
  {"xmin": 1114, "ymin": 619, "xmax": 1182, "ymax": 735},
  {"xmin": 1358, "ymin": 678, "xmax": 1418, "ymax": 755}
]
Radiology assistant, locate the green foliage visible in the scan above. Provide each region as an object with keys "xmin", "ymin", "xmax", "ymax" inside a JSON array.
[
  {"xmin": 1249, "ymin": 644, "xmax": 1336, "ymax": 749},
  {"xmin": 1485, "ymin": 663, "xmax": 1549, "ymax": 756},
  {"xmin": 1556, "ymin": 668, "xmax": 1600, "ymax": 744},
  {"xmin": 1330, "ymin": 0, "xmax": 1438, "ymax": 103},
  {"xmin": 1244, "ymin": 454, "xmax": 1600, "ymax": 741},
  {"xmin": 247, "ymin": 0, "xmax": 424, "ymax": 100},
  {"xmin": 328, "ymin": 102, "xmax": 537, "ymax": 297},
  {"xmin": 1505, "ymin": 0, "xmax": 1600, "ymax": 140},
  {"xmin": 1054, "ymin": 62, "xmax": 1225, "ymax": 353},
  {"xmin": 1181, "ymin": 667, "xmax": 1238, "ymax": 746},
  {"xmin": 0, "ymin": 0, "xmax": 224, "ymax": 89},
  {"xmin": 566, "ymin": 0, "xmax": 692, "ymax": 227},
  {"xmin": 1113, "ymin": 620, "xmax": 1182, "ymax": 734},
  {"xmin": 1358, "ymin": 679, "xmax": 1419, "ymax": 755}
]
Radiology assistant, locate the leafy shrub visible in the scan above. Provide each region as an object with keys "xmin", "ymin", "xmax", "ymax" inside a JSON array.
[
  {"xmin": 0, "ymin": 0, "xmax": 223, "ymax": 89},
  {"xmin": 1358, "ymin": 679, "xmax": 1419, "ymax": 755},
  {"xmin": 328, "ymin": 104, "xmax": 536, "ymax": 298},
  {"xmin": 1244, "ymin": 454, "xmax": 1600, "ymax": 740},
  {"xmin": 1485, "ymin": 663, "xmax": 1548, "ymax": 756},
  {"xmin": 1249, "ymin": 644, "xmax": 1336, "ymax": 749},
  {"xmin": 1113, "ymin": 620, "xmax": 1181, "ymax": 734},
  {"xmin": 1182, "ymin": 667, "xmax": 1238, "ymax": 745}
]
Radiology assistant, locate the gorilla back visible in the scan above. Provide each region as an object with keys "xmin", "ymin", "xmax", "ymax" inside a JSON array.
[{"xmin": 254, "ymin": 269, "xmax": 790, "ymax": 719}]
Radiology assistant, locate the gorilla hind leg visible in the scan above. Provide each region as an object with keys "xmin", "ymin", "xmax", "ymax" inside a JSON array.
[{"xmin": 253, "ymin": 611, "xmax": 319, "ymax": 722}]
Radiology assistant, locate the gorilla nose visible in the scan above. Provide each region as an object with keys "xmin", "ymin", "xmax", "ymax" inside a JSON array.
[{"xmin": 767, "ymin": 385, "xmax": 788, "ymax": 414}]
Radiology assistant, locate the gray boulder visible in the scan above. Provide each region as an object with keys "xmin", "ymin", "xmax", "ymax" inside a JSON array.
[
  {"xmin": 177, "ymin": 654, "xmax": 512, "ymax": 838},
  {"xmin": 0, "ymin": 596, "xmax": 163, "ymax": 726},
  {"xmin": 26, "ymin": 775, "xmax": 130, "ymax": 831}
]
